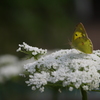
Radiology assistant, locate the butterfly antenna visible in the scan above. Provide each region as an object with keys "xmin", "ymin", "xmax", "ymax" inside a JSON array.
[
  {"xmin": 63, "ymin": 38, "xmax": 71, "ymax": 48},
  {"xmin": 67, "ymin": 38, "xmax": 71, "ymax": 46}
]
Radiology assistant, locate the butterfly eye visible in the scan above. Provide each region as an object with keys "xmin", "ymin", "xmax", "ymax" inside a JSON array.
[{"xmin": 75, "ymin": 34, "xmax": 77, "ymax": 36}]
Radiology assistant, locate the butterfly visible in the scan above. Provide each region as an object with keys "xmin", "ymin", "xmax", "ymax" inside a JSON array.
[{"xmin": 71, "ymin": 23, "xmax": 93, "ymax": 54}]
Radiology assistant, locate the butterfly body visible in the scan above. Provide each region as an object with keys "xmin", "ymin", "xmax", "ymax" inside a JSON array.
[{"xmin": 71, "ymin": 23, "xmax": 93, "ymax": 54}]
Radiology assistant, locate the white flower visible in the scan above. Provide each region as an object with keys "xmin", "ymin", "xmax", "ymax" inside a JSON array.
[
  {"xmin": 0, "ymin": 54, "xmax": 34, "ymax": 83},
  {"xmin": 0, "ymin": 55, "xmax": 18, "ymax": 64},
  {"xmin": 17, "ymin": 42, "xmax": 47, "ymax": 57},
  {"xmin": 22, "ymin": 48, "xmax": 100, "ymax": 92},
  {"xmin": 69, "ymin": 87, "xmax": 73, "ymax": 91},
  {"xmin": 82, "ymin": 86, "xmax": 88, "ymax": 91},
  {"xmin": 39, "ymin": 87, "xmax": 44, "ymax": 92},
  {"xmin": 32, "ymin": 86, "xmax": 36, "ymax": 90}
]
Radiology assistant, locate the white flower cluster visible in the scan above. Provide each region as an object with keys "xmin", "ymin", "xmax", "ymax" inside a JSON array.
[
  {"xmin": 0, "ymin": 55, "xmax": 34, "ymax": 83},
  {"xmin": 0, "ymin": 55, "xmax": 21, "ymax": 83},
  {"xmin": 24, "ymin": 49, "xmax": 100, "ymax": 92},
  {"xmin": 17, "ymin": 42, "xmax": 47, "ymax": 57}
]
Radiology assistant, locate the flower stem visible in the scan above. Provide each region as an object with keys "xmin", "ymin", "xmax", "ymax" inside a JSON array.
[{"xmin": 81, "ymin": 87, "xmax": 88, "ymax": 100}]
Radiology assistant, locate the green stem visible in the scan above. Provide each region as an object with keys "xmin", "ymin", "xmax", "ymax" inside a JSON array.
[{"xmin": 80, "ymin": 87, "xmax": 88, "ymax": 100}]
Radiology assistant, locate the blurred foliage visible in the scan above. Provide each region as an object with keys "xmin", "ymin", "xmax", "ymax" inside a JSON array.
[
  {"xmin": 0, "ymin": 77, "xmax": 33, "ymax": 100},
  {"xmin": 0, "ymin": 0, "xmax": 77, "ymax": 57}
]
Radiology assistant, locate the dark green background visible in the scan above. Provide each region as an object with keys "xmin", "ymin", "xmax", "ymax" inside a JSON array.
[{"xmin": 0, "ymin": 0, "xmax": 92, "ymax": 57}]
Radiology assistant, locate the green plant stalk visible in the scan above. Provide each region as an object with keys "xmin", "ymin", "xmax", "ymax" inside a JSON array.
[{"xmin": 81, "ymin": 87, "xmax": 88, "ymax": 100}]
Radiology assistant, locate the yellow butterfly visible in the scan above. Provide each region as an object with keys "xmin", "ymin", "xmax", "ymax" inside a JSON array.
[{"xmin": 71, "ymin": 23, "xmax": 93, "ymax": 54}]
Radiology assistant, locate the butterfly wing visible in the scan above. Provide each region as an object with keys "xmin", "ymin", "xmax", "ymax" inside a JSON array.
[{"xmin": 72, "ymin": 23, "xmax": 93, "ymax": 54}]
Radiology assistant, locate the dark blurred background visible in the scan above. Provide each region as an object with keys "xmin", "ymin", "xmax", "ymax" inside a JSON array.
[
  {"xmin": 0, "ymin": 0, "xmax": 100, "ymax": 100},
  {"xmin": 0, "ymin": 0, "xmax": 100, "ymax": 57}
]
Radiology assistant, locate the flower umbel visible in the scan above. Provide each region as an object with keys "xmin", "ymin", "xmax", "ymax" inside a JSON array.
[
  {"xmin": 18, "ymin": 43, "xmax": 100, "ymax": 92},
  {"xmin": 17, "ymin": 42, "xmax": 47, "ymax": 59}
]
